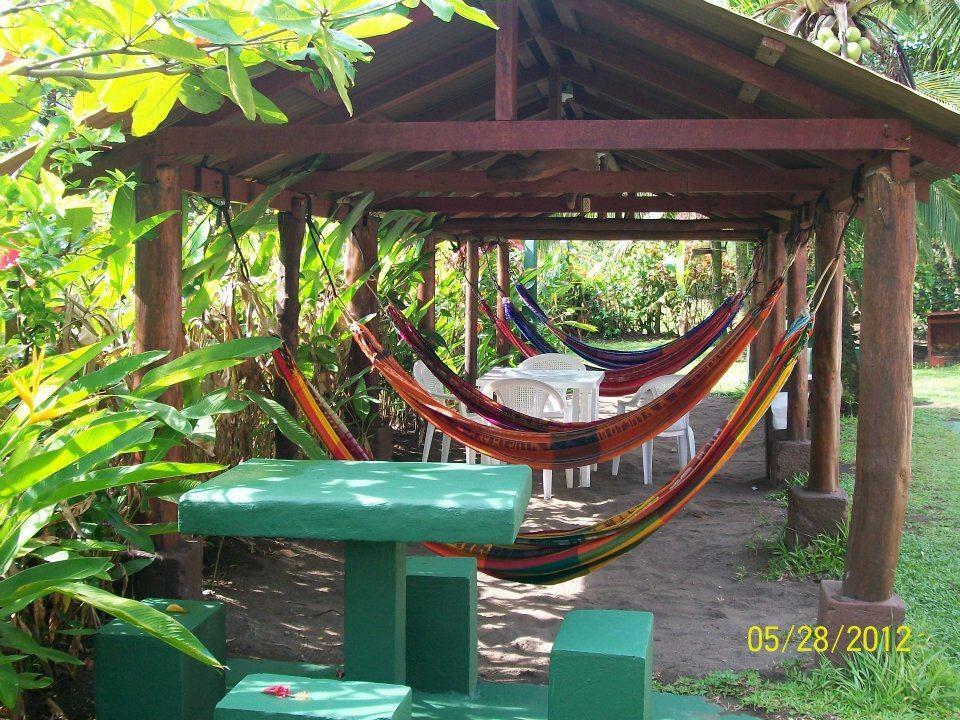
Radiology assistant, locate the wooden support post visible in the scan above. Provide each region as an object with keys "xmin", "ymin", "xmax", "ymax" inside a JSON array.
[
  {"xmin": 275, "ymin": 197, "xmax": 306, "ymax": 460},
  {"xmin": 135, "ymin": 164, "xmax": 184, "ymax": 551},
  {"xmin": 808, "ymin": 211, "xmax": 846, "ymax": 492},
  {"xmin": 132, "ymin": 163, "xmax": 204, "ymax": 599},
  {"xmin": 785, "ymin": 208, "xmax": 848, "ymax": 548},
  {"xmin": 763, "ymin": 230, "xmax": 787, "ymax": 481},
  {"xmin": 843, "ymin": 156, "xmax": 916, "ymax": 603},
  {"xmin": 346, "ymin": 215, "xmax": 387, "ymax": 455},
  {"xmin": 710, "ymin": 241, "xmax": 724, "ymax": 309},
  {"xmin": 818, "ymin": 157, "xmax": 912, "ymax": 656},
  {"xmin": 496, "ymin": 241, "xmax": 511, "ymax": 356},
  {"xmin": 786, "ymin": 245, "xmax": 809, "ymax": 441},
  {"xmin": 495, "ymin": 1, "xmax": 519, "ymax": 122},
  {"xmin": 464, "ymin": 239, "xmax": 480, "ymax": 384},
  {"xmin": 418, "ymin": 234, "xmax": 437, "ymax": 334}
]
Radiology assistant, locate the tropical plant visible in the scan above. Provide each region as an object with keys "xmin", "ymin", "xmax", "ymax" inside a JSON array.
[
  {"xmin": 0, "ymin": 335, "xmax": 278, "ymax": 713},
  {"xmin": 0, "ymin": 0, "xmax": 495, "ymax": 138}
]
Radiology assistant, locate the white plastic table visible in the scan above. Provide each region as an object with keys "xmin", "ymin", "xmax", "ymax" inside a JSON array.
[{"xmin": 476, "ymin": 366, "xmax": 605, "ymax": 487}]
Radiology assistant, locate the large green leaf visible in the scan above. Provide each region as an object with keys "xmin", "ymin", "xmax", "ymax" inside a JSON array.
[
  {"xmin": 245, "ymin": 392, "xmax": 327, "ymax": 460},
  {"xmin": 135, "ymin": 337, "xmax": 280, "ymax": 398},
  {"xmin": 0, "ymin": 414, "xmax": 148, "ymax": 501},
  {"xmin": 0, "ymin": 660, "xmax": 18, "ymax": 712},
  {"xmin": 0, "ymin": 558, "xmax": 112, "ymax": 612},
  {"xmin": 0, "ymin": 622, "xmax": 80, "ymax": 666},
  {"xmin": 52, "ymin": 582, "xmax": 223, "ymax": 668},
  {"xmin": 226, "ymin": 47, "xmax": 256, "ymax": 121},
  {"xmin": 28, "ymin": 461, "xmax": 223, "ymax": 509},
  {"xmin": 69, "ymin": 351, "xmax": 168, "ymax": 393}
]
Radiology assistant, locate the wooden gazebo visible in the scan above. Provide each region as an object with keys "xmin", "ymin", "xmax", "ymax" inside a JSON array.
[{"xmin": 16, "ymin": 0, "xmax": 960, "ymax": 655}]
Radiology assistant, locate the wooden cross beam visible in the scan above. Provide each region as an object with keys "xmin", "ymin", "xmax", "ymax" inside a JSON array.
[
  {"xmin": 293, "ymin": 168, "xmax": 844, "ymax": 194},
  {"xmin": 370, "ymin": 195, "xmax": 795, "ymax": 214},
  {"xmin": 154, "ymin": 119, "xmax": 911, "ymax": 156},
  {"xmin": 438, "ymin": 217, "xmax": 776, "ymax": 234}
]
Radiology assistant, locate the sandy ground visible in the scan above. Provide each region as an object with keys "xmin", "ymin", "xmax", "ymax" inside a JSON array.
[{"xmin": 207, "ymin": 392, "xmax": 820, "ymax": 683}]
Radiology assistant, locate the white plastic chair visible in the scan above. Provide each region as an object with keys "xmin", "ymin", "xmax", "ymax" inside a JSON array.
[
  {"xmin": 518, "ymin": 353, "xmax": 584, "ymax": 417},
  {"xmin": 413, "ymin": 360, "xmax": 454, "ymax": 463},
  {"xmin": 485, "ymin": 378, "xmax": 572, "ymax": 500},
  {"xmin": 518, "ymin": 353, "xmax": 586, "ymax": 373},
  {"xmin": 611, "ymin": 374, "xmax": 696, "ymax": 485}
]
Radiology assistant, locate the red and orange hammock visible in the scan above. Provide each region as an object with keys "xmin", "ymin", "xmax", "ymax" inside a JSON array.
[
  {"xmin": 270, "ymin": 307, "xmax": 807, "ymax": 584},
  {"xmin": 385, "ymin": 279, "xmax": 775, "ymax": 435}
]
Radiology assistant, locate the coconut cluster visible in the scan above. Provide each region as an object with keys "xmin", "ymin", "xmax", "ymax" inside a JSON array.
[{"xmin": 812, "ymin": 24, "xmax": 872, "ymax": 62}]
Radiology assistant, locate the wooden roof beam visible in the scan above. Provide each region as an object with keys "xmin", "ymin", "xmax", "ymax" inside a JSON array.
[
  {"xmin": 156, "ymin": 119, "xmax": 911, "ymax": 156},
  {"xmin": 370, "ymin": 195, "xmax": 796, "ymax": 215},
  {"xmin": 562, "ymin": 0, "xmax": 958, "ymax": 174},
  {"xmin": 293, "ymin": 168, "xmax": 845, "ymax": 194},
  {"xmin": 440, "ymin": 217, "xmax": 777, "ymax": 234},
  {"xmin": 538, "ymin": 22, "xmax": 763, "ymax": 119}
]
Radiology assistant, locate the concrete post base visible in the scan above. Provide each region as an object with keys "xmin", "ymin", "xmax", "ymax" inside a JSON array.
[
  {"xmin": 816, "ymin": 580, "xmax": 906, "ymax": 664},
  {"xmin": 770, "ymin": 439, "xmax": 811, "ymax": 483},
  {"xmin": 131, "ymin": 538, "xmax": 204, "ymax": 600},
  {"xmin": 785, "ymin": 486, "xmax": 848, "ymax": 549}
]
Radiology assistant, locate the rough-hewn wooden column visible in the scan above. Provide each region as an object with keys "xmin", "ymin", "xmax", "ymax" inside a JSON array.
[
  {"xmin": 417, "ymin": 234, "xmax": 437, "ymax": 334},
  {"xmin": 275, "ymin": 197, "xmax": 306, "ymax": 460},
  {"xmin": 496, "ymin": 240, "xmax": 511, "ymax": 355},
  {"xmin": 762, "ymin": 229, "xmax": 787, "ymax": 481},
  {"xmin": 346, "ymin": 215, "xmax": 389, "ymax": 457},
  {"xmin": 786, "ymin": 245, "xmax": 809, "ymax": 441},
  {"xmin": 710, "ymin": 241, "xmax": 725, "ymax": 309},
  {"xmin": 772, "ymin": 238, "xmax": 813, "ymax": 489},
  {"xmin": 134, "ymin": 163, "xmax": 200, "ymax": 597},
  {"xmin": 786, "ymin": 209, "xmax": 848, "ymax": 548},
  {"xmin": 818, "ymin": 155, "xmax": 914, "ymax": 658},
  {"xmin": 464, "ymin": 238, "xmax": 480, "ymax": 384},
  {"xmin": 748, "ymin": 240, "xmax": 771, "ymax": 381}
]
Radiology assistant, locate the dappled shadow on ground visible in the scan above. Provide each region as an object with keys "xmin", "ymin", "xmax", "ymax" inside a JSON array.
[{"xmin": 209, "ymin": 393, "xmax": 818, "ymax": 683}]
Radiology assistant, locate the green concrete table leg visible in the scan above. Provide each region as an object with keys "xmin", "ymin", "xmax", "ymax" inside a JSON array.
[{"xmin": 343, "ymin": 541, "xmax": 406, "ymax": 685}]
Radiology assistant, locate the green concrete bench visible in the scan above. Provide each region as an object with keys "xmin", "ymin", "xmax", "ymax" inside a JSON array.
[
  {"xmin": 180, "ymin": 459, "xmax": 531, "ymax": 686},
  {"xmin": 215, "ymin": 674, "xmax": 412, "ymax": 720},
  {"xmin": 94, "ymin": 598, "xmax": 226, "ymax": 720},
  {"xmin": 548, "ymin": 610, "xmax": 654, "ymax": 720},
  {"xmin": 406, "ymin": 556, "xmax": 478, "ymax": 695}
]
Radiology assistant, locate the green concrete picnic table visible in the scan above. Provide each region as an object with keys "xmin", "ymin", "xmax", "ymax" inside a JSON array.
[{"xmin": 179, "ymin": 459, "xmax": 532, "ymax": 686}]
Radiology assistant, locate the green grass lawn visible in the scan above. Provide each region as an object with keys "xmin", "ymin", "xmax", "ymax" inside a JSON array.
[{"xmin": 663, "ymin": 364, "xmax": 960, "ymax": 720}]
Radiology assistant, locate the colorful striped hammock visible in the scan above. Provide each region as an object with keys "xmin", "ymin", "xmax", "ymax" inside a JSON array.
[
  {"xmin": 351, "ymin": 280, "xmax": 780, "ymax": 472},
  {"xmin": 270, "ymin": 310, "xmax": 808, "ymax": 584},
  {"xmin": 514, "ymin": 282, "xmax": 742, "ymax": 370},
  {"xmin": 386, "ymin": 279, "xmax": 775, "ymax": 437},
  {"xmin": 504, "ymin": 295, "xmax": 745, "ymax": 397}
]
